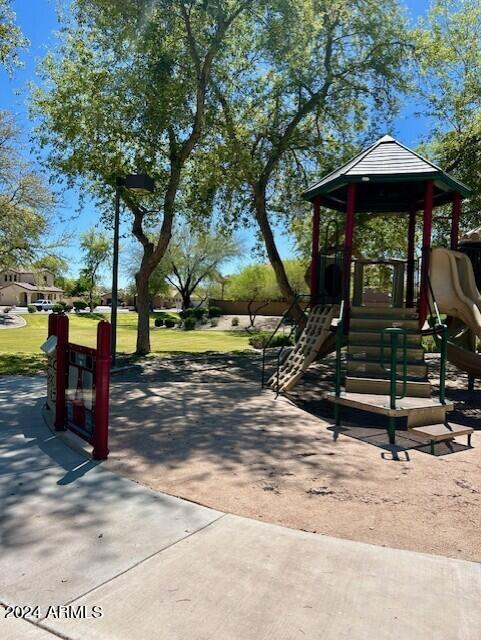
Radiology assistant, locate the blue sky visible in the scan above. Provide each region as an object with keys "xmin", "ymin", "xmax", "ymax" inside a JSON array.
[{"xmin": 1, "ymin": 0, "xmax": 432, "ymax": 286}]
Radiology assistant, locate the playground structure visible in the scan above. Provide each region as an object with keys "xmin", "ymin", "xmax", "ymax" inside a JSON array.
[
  {"xmin": 43, "ymin": 313, "xmax": 111, "ymax": 460},
  {"xmin": 264, "ymin": 135, "xmax": 479, "ymax": 452}
]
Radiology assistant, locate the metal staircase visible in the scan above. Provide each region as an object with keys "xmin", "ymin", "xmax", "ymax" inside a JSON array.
[{"xmin": 328, "ymin": 301, "xmax": 473, "ymax": 453}]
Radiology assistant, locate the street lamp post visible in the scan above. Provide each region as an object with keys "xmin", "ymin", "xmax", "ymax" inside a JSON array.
[{"xmin": 111, "ymin": 173, "xmax": 155, "ymax": 368}]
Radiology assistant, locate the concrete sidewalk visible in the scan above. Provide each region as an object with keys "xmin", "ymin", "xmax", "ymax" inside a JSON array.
[{"xmin": 1, "ymin": 376, "xmax": 480, "ymax": 640}]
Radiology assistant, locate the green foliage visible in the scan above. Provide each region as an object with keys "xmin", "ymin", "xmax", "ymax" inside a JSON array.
[
  {"xmin": 414, "ymin": 0, "xmax": 481, "ymax": 229},
  {"xmin": 164, "ymin": 317, "xmax": 177, "ymax": 329},
  {"xmin": 154, "ymin": 317, "xmax": 164, "ymax": 327},
  {"xmin": 183, "ymin": 317, "xmax": 196, "ymax": 331},
  {"xmin": 226, "ymin": 260, "xmax": 308, "ymax": 302},
  {"xmin": 0, "ymin": 0, "xmax": 28, "ymax": 73},
  {"xmin": 231, "ymin": 316, "xmax": 240, "ymax": 326},
  {"xmin": 248, "ymin": 333, "xmax": 294, "ymax": 349},
  {"xmin": 208, "ymin": 305, "xmax": 223, "ymax": 318},
  {"xmin": 27, "ymin": 304, "xmax": 36, "ymax": 313},
  {"xmin": 209, "ymin": 317, "xmax": 219, "ymax": 327},
  {"xmin": 52, "ymin": 303, "xmax": 64, "ymax": 313},
  {"xmin": 80, "ymin": 227, "xmax": 111, "ymax": 311},
  {"xmin": 0, "ymin": 111, "xmax": 56, "ymax": 270},
  {"xmin": 73, "ymin": 300, "xmax": 87, "ymax": 311}
]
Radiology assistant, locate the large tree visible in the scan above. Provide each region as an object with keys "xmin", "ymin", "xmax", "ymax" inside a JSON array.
[
  {"xmin": 0, "ymin": 111, "xmax": 56, "ymax": 270},
  {"xmin": 415, "ymin": 0, "xmax": 481, "ymax": 226},
  {"xmin": 160, "ymin": 224, "xmax": 239, "ymax": 309},
  {"xmin": 80, "ymin": 227, "xmax": 111, "ymax": 312},
  {"xmin": 210, "ymin": 0, "xmax": 411, "ymax": 316},
  {"xmin": 0, "ymin": 0, "xmax": 28, "ymax": 72},
  {"xmin": 33, "ymin": 0, "xmax": 252, "ymax": 354}
]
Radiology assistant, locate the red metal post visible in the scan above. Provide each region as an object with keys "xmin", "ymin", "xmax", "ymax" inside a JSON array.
[
  {"xmin": 54, "ymin": 313, "xmax": 69, "ymax": 431},
  {"xmin": 406, "ymin": 206, "xmax": 416, "ymax": 308},
  {"xmin": 450, "ymin": 192, "xmax": 461, "ymax": 250},
  {"xmin": 93, "ymin": 320, "xmax": 111, "ymax": 460},
  {"xmin": 419, "ymin": 180, "xmax": 434, "ymax": 326},
  {"xmin": 310, "ymin": 196, "xmax": 321, "ymax": 306},
  {"xmin": 343, "ymin": 183, "xmax": 356, "ymax": 332},
  {"xmin": 48, "ymin": 312, "xmax": 58, "ymax": 338}
]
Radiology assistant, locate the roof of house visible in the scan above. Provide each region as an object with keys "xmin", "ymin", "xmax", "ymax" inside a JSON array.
[
  {"xmin": 302, "ymin": 135, "xmax": 472, "ymax": 212},
  {"xmin": 0, "ymin": 282, "xmax": 64, "ymax": 292}
]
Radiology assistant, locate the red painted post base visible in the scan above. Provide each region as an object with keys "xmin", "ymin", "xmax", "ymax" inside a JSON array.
[
  {"xmin": 92, "ymin": 321, "xmax": 111, "ymax": 460},
  {"xmin": 54, "ymin": 314, "xmax": 69, "ymax": 431}
]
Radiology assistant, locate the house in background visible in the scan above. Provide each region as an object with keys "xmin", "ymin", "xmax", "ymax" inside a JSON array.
[{"xmin": 0, "ymin": 269, "xmax": 64, "ymax": 306}]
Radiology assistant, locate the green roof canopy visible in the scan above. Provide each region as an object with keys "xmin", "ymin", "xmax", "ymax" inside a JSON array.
[{"xmin": 302, "ymin": 135, "xmax": 472, "ymax": 213}]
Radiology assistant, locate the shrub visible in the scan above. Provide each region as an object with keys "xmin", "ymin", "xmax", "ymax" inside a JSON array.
[
  {"xmin": 73, "ymin": 300, "xmax": 87, "ymax": 311},
  {"xmin": 231, "ymin": 316, "xmax": 239, "ymax": 326},
  {"xmin": 164, "ymin": 317, "xmax": 177, "ymax": 328},
  {"xmin": 154, "ymin": 317, "xmax": 164, "ymax": 327},
  {"xmin": 248, "ymin": 334, "xmax": 294, "ymax": 350},
  {"xmin": 52, "ymin": 304, "xmax": 64, "ymax": 313},
  {"xmin": 184, "ymin": 317, "xmax": 196, "ymax": 331},
  {"xmin": 209, "ymin": 318, "xmax": 219, "ymax": 327},
  {"xmin": 191, "ymin": 307, "xmax": 205, "ymax": 321},
  {"xmin": 4, "ymin": 306, "xmax": 12, "ymax": 314},
  {"xmin": 208, "ymin": 305, "xmax": 223, "ymax": 318},
  {"xmin": 63, "ymin": 304, "xmax": 73, "ymax": 313},
  {"xmin": 179, "ymin": 309, "xmax": 189, "ymax": 320},
  {"xmin": 27, "ymin": 305, "xmax": 36, "ymax": 313}
]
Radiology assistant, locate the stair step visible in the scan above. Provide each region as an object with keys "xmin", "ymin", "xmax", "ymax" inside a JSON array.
[
  {"xmin": 351, "ymin": 306, "xmax": 418, "ymax": 318},
  {"xmin": 347, "ymin": 359, "xmax": 428, "ymax": 379},
  {"xmin": 348, "ymin": 344, "xmax": 425, "ymax": 360},
  {"xmin": 350, "ymin": 317, "xmax": 419, "ymax": 330},
  {"xmin": 349, "ymin": 330, "xmax": 422, "ymax": 346},
  {"xmin": 409, "ymin": 423, "xmax": 473, "ymax": 441},
  {"xmin": 326, "ymin": 392, "xmax": 452, "ymax": 418},
  {"xmin": 345, "ymin": 377, "xmax": 432, "ymax": 397}
]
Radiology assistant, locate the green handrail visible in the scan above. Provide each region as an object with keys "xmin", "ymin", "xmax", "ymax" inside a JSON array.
[
  {"xmin": 334, "ymin": 300, "xmax": 345, "ymax": 426},
  {"xmin": 426, "ymin": 275, "xmax": 448, "ymax": 405},
  {"xmin": 380, "ymin": 327, "xmax": 407, "ymax": 446}
]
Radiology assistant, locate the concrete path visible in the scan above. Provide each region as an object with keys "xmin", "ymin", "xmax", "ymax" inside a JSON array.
[{"xmin": 1, "ymin": 376, "xmax": 480, "ymax": 640}]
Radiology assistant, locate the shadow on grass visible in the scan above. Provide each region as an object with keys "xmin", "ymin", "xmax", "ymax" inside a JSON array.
[{"xmin": 0, "ymin": 353, "xmax": 47, "ymax": 375}]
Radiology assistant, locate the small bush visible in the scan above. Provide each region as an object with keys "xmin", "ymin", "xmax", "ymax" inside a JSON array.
[
  {"xmin": 3, "ymin": 306, "xmax": 12, "ymax": 314},
  {"xmin": 191, "ymin": 307, "xmax": 205, "ymax": 321},
  {"xmin": 184, "ymin": 317, "xmax": 196, "ymax": 331},
  {"xmin": 154, "ymin": 317, "xmax": 164, "ymax": 327},
  {"xmin": 164, "ymin": 317, "xmax": 177, "ymax": 328},
  {"xmin": 210, "ymin": 318, "xmax": 219, "ymax": 327},
  {"xmin": 63, "ymin": 304, "xmax": 73, "ymax": 313},
  {"xmin": 208, "ymin": 305, "xmax": 223, "ymax": 318},
  {"xmin": 27, "ymin": 305, "xmax": 36, "ymax": 314},
  {"xmin": 248, "ymin": 334, "xmax": 294, "ymax": 350},
  {"xmin": 52, "ymin": 304, "xmax": 64, "ymax": 313},
  {"xmin": 73, "ymin": 300, "xmax": 87, "ymax": 311},
  {"xmin": 179, "ymin": 309, "xmax": 190, "ymax": 320},
  {"xmin": 231, "ymin": 316, "xmax": 239, "ymax": 326}
]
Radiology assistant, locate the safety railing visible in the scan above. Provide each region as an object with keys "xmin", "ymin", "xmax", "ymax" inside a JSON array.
[
  {"xmin": 334, "ymin": 300, "xmax": 346, "ymax": 426},
  {"xmin": 426, "ymin": 275, "xmax": 448, "ymax": 405},
  {"xmin": 260, "ymin": 294, "xmax": 311, "ymax": 389},
  {"xmin": 380, "ymin": 327, "xmax": 408, "ymax": 445}
]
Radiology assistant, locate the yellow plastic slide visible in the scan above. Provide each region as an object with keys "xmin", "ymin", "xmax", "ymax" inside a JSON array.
[{"xmin": 429, "ymin": 248, "xmax": 481, "ymax": 376}]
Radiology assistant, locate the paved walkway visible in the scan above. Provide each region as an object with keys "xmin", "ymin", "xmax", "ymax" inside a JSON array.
[{"xmin": 1, "ymin": 376, "xmax": 480, "ymax": 640}]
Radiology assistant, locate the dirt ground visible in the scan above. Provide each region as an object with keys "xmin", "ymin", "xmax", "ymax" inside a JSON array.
[{"xmin": 107, "ymin": 353, "xmax": 481, "ymax": 563}]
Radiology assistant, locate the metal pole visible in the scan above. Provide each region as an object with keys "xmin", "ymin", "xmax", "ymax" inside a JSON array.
[
  {"xmin": 406, "ymin": 206, "xmax": 416, "ymax": 307},
  {"xmin": 310, "ymin": 196, "xmax": 321, "ymax": 306},
  {"xmin": 342, "ymin": 183, "xmax": 356, "ymax": 334},
  {"xmin": 419, "ymin": 180, "xmax": 433, "ymax": 327},
  {"xmin": 111, "ymin": 179, "xmax": 121, "ymax": 367},
  {"xmin": 450, "ymin": 192, "xmax": 461, "ymax": 251}
]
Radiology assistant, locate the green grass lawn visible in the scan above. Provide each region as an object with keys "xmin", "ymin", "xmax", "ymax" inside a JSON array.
[{"xmin": 0, "ymin": 312, "xmax": 252, "ymax": 375}]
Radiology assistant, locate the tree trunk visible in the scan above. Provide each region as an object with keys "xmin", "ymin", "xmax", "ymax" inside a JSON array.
[
  {"xmin": 181, "ymin": 291, "xmax": 191, "ymax": 310},
  {"xmin": 135, "ymin": 269, "xmax": 151, "ymax": 355},
  {"xmin": 252, "ymin": 182, "xmax": 305, "ymax": 325}
]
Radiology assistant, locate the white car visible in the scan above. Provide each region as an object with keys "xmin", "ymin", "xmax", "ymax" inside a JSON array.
[{"xmin": 33, "ymin": 299, "xmax": 54, "ymax": 311}]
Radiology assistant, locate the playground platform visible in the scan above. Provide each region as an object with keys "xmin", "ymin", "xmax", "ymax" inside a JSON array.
[{"xmin": 1, "ymin": 375, "xmax": 480, "ymax": 640}]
